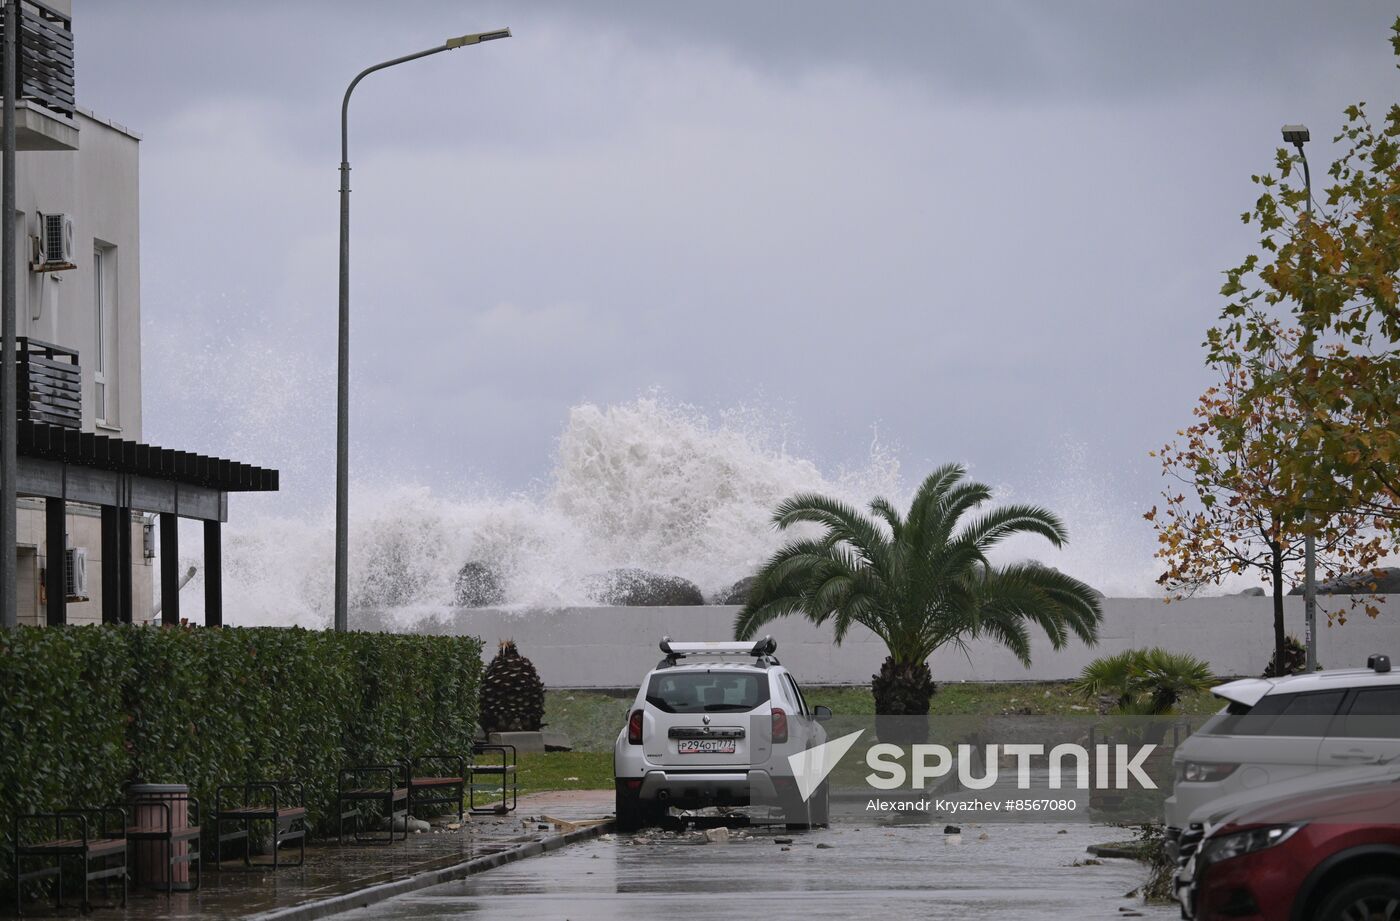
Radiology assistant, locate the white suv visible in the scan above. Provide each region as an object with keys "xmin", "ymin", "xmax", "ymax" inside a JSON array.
[
  {"xmin": 613, "ymin": 637, "xmax": 832, "ymax": 831},
  {"xmin": 1166, "ymin": 653, "xmax": 1399, "ymax": 850}
]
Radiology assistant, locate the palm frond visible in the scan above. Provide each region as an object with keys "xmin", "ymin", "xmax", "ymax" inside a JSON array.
[
  {"xmin": 904, "ymin": 463, "xmax": 966, "ymax": 536},
  {"xmin": 868, "ymin": 496, "xmax": 904, "ymax": 538},
  {"xmin": 957, "ymin": 504, "xmax": 1069, "ymax": 553},
  {"xmin": 734, "ymin": 596, "xmax": 805, "ymax": 640},
  {"xmin": 771, "ymin": 493, "xmax": 890, "ymax": 561}
]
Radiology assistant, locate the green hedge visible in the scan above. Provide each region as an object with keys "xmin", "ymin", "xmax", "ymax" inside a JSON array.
[{"xmin": 0, "ymin": 625, "xmax": 483, "ymax": 893}]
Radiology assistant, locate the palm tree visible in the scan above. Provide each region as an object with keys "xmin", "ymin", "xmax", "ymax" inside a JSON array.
[
  {"xmin": 735, "ymin": 463, "xmax": 1104, "ymax": 718},
  {"xmin": 1073, "ymin": 648, "xmax": 1214, "ymax": 716}
]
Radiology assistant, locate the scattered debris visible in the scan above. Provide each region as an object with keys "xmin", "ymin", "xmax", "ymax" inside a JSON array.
[
  {"xmin": 815, "ymin": 842, "xmax": 833, "ymax": 849},
  {"xmin": 774, "ymin": 837, "xmax": 794, "ymax": 845},
  {"xmin": 943, "ymin": 825, "xmax": 961, "ymax": 834},
  {"xmin": 540, "ymin": 815, "xmax": 610, "ymax": 833},
  {"xmin": 704, "ymin": 827, "xmax": 731, "ymax": 844}
]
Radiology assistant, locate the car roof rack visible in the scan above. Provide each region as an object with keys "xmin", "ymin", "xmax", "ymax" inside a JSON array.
[{"xmin": 657, "ymin": 636, "xmax": 779, "ymax": 668}]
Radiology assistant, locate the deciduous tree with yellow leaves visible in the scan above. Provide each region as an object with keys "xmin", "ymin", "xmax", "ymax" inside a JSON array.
[{"xmin": 1151, "ymin": 19, "xmax": 1400, "ymax": 674}]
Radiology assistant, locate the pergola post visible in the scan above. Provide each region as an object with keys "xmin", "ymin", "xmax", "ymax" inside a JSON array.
[
  {"xmin": 203, "ymin": 520, "xmax": 221, "ymax": 627},
  {"xmin": 159, "ymin": 512, "xmax": 179, "ymax": 626},
  {"xmin": 100, "ymin": 505, "xmax": 121, "ymax": 624},
  {"xmin": 117, "ymin": 507, "xmax": 133, "ymax": 624},
  {"xmin": 44, "ymin": 498, "xmax": 65, "ymax": 625}
]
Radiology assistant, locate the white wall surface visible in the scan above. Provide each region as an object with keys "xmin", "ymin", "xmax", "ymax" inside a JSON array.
[
  {"xmin": 12, "ymin": 109, "xmax": 143, "ymax": 438},
  {"xmin": 420, "ymin": 596, "xmax": 1400, "ymax": 688}
]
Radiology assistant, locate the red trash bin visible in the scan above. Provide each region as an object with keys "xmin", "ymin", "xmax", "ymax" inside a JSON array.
[{"xmin": 128, "ymin": 783, "xmax": 193, "ymax": 889}]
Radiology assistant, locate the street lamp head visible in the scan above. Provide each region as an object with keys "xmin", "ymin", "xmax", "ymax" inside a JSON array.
[
  {"xmin": 1282, "ymin": 124, "xmax": 1310, "ymax": 146},
  {"xmin": 447, "ymin": 28, "xmax": 511, "ymax": 49}
]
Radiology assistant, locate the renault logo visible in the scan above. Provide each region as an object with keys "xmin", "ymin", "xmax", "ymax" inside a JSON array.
[{"xmin": 702, "ymin": 715, "xmax": 711, "ymax": 725}]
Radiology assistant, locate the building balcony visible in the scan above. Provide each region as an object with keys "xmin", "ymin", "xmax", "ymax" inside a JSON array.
[
  {"xmin": 17, "ymin": 336, "xmax": 81, "ymax": 429},
  {"xmin": 0, "ymin": 0, "xmax": 76, "ymax": 151}
]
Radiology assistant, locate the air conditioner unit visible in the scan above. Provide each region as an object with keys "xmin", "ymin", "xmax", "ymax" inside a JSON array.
[
  {"xmin": 65, "ymin": 546, "xmax": 88, "ymax": 601},
  {"xmin": 34, "ymin": 212, "xmax": 76, "ymax": 272}
]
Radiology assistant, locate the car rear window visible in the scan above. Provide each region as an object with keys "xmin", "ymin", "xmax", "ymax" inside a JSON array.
[
  {"xmin": 646, "ymin": 671, "xmax": 771, "ymax": 714},
  {"xmin": 1200, "ymin": 690, "xmax": 1345, "ymax": 737}
]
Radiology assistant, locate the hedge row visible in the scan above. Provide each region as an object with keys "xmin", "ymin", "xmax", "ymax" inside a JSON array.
[{"xmin": 0, "ymin": 625, "xmax": 483, "ymax": 893}]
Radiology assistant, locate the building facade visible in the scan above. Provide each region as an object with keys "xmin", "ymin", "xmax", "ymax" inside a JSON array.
[
  {"xmin": 6, "ymin": 0, "xmax": 147, "ymax": 624},
  {"xmin": 5, "ymin": 0, "xmax": 276, "ymax": 628}
]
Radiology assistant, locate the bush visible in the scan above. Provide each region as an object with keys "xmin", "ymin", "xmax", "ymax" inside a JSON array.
[
  {"xmin": 1262, "ymin": 634, "xmax": 1312, "ymax": 677},
  {"xmin": 584, "ymin": 568, "xmax": 704, "ymax": 606},
  {"xmin": 1074, "ymin": 648, "xmax": 1214, "ymax": 715},
  {"xmin": 0, "ymin": 625, "xmax": 483, "ymax": 898}
]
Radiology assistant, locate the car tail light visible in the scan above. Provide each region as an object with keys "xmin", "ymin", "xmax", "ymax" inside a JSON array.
[
  {"xmin": 771, "ymin": 707, "xmax": 788, "ymax": 744},
  {"xmin": 627, "ymin": 709, "xmax": 644, "ymax": 745}
]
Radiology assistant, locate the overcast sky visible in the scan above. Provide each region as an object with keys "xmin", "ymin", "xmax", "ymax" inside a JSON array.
[{"xmin": 77, "ymin": 2, "xmax": 1399, "ymax": 555}]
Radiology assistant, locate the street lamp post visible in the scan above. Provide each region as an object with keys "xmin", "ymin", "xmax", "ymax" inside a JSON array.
[
  {"xmin": 1282, "ymin": 123, "xmax": 1317, "ymax": 671},
  {"xmin": 1, "ymin": 0, "xmax": 19, "ymax": 630},
  {"xmin": 334, "ymin": 28, "xmax": 511, "ymax": 633}
]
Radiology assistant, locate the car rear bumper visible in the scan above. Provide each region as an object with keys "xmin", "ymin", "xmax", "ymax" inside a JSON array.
[{"xmin": 637, "ymin": 769, "xmax": 778, "ymax": 805}]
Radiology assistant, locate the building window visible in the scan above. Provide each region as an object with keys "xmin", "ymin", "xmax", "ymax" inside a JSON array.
[{"xmin": 93, "ymin": 245, "xmax": 116, "ymax": 425}]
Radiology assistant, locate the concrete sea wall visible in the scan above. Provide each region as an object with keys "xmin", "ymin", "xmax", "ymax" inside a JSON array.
[{"xmin": 427, "ymin": 596, "xmax": 1399, "ymax": 689}]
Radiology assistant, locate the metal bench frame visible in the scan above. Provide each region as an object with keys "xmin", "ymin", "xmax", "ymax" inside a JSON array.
[
  {"xmin": 402, "ymin": 754, "xmax": 466, "ymax": 823},
  {"xmin": 213, "ymin": 781, "xmax": 306, "ymax": 870},
  {"xmin": 337, "ymin": 765, "xmax": 409, "ymax": 845},
  {"xmin": 13, "ymin": 807, "xmax": 128, "ymax": 915},
  {"xmin": 468, "ymin": 743, "xmax": 519, "ymax": 815}
]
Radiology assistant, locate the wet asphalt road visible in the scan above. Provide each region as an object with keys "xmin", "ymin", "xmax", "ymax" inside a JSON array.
[{"xmin": 338, "ymin": 821, "xmax": 1177, "ymax": 920}]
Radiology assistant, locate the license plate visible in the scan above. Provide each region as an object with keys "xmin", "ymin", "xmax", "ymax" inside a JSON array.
[{"xmin": 677, "ymin": 739, "xmax": 736, "ymax": 754}]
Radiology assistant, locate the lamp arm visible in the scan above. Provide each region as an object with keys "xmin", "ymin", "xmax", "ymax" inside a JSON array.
[{"xmin": 341, "ymin": 43, "xmax": 451, "ymax": 165}]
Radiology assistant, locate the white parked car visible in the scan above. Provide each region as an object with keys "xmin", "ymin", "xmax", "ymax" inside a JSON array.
[
  {"xmin": 613, "ymin": 637, "xmax": 832, "ymax": 831},
  {"xmin": 1165, "ymin": 653, "xmax": 1399, "ymax": 851}
]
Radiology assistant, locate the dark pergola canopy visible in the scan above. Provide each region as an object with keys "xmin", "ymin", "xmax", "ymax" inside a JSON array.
[
  {"xmin": 20, "ymin": 421, "xmax": 278, "ymax": 493},
  {"xmin": 15, "ymin": 421, "xmax": 279, "ymax": 628}
]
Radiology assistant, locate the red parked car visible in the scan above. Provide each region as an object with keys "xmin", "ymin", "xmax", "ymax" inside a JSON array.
[{"xmin": 1185, "ymin": 777, "xmax": 1400, "ymax": 920}]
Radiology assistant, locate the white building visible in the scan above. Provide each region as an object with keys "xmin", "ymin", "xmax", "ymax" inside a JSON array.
[{"xmin": 4, "ymin": 0, "xmax": 276, "ymax": 627}]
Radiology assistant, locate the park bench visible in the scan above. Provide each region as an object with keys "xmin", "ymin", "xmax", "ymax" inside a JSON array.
[
  {"xmin": 213, "ymin": 781, "xmax": 306, "ymax": 870},
  {"xmin": 13, "ymin": 807, "xmax": 127, "ymax": 915},
  {"xmin": 468, "ymin": 742, "xmax": 518, "ymax": 815},
  {"xmin": 401, "ymin": 754, "xmax": 466, "ymax": 823},
  {"xmin": 123, "ymin": 786, "xmax": 201, "ymax": 894},
  {"xmin": 337, "ymin": 764, "xmax": 409, "ymax": 844}
]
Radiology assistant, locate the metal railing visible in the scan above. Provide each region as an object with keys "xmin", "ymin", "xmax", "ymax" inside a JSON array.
[
  {"xmin": 17, "ymin": 336, "xmax": 80, "ymax": 428},
  {"xmin": 0, "ymin": 0, "xmax": 73, "ymax": 117}
]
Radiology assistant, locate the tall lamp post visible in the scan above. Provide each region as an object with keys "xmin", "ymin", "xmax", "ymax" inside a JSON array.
[
  {"xmin": 1282, "ymin": 123, "xmax": 1317, "ymax": 671},
  {"xmin": 1, "ymin": 0, "xmax": 19, "ymax": 630},
  {"xmin": 335, "ymin": 28, "xmax": 511, "ymax": 632}
]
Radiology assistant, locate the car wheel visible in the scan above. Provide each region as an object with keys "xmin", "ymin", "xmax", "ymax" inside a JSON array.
[
  {"xmin": 615, "ymin": 781, "xmax": 645, "ymax": 832},
  {"xmin": 1317, "ymin": 875, "xmax": 1400, "ymax": 921},
  {"xmin": 782, "ymin": 782, "xmax": 829, "ymax": 829}
]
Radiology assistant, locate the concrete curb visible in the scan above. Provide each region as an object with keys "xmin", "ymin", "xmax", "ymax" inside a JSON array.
[{"xmin": 243, "ymin": 820, "xmax": 615, "ymax": 921}]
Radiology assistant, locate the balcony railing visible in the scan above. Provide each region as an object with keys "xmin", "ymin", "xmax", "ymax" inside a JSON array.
[
  {"xmin": 0, "ymin": 0, "xmax": 74, "ymax": 118},
  {"xmin": 17, "ymin": 337, "xmax": 81, "ymax": 429}
]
